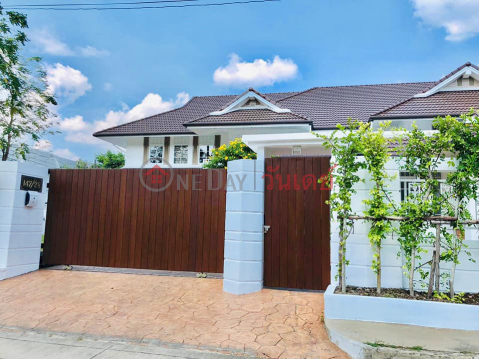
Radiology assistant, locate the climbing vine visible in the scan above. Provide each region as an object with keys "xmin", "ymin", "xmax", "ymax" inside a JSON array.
[
  {"xmin": 360, "ymin": 122, "xmax": 395, "ymax": 294},
  {"xmin": 315, "ymin": 119, "xmax": 365, "ymax": 293},
  {"xmin": 321, "ymin": 110, "xmax": 479, "ymax": 298}
]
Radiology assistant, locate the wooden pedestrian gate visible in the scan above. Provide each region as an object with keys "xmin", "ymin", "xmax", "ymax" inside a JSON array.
[
  {"xmin": 263, "ymin": 157, "xmax": 331, "ymax": 290},
  {"xmin": 43, "ymin": 168, "xmax": 226, "ymax": 273}
]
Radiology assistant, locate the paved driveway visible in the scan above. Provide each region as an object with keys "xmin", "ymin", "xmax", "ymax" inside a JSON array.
[{"xmin": 0, "ymin": 270, "xmax": 346, "ymax": 359}]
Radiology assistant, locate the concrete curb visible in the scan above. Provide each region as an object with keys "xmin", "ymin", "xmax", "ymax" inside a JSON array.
[{"xmin": 325, "ymin": 322, "xmax": 479, "ymax": 359}]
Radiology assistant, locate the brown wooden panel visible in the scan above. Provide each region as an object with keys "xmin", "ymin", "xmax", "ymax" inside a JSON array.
[
  {"xmin": 44, "ymin": 168, "xmax": 226, "ymax": 274},
  {"xmin": 264, "ymin": 157, "xmax": 331, "ymax": 291}
]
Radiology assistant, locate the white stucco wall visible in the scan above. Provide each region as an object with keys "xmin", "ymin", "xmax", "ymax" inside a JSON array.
[
  {"xmin": 0, "ymin": 162, "xmax": 48, "ymax": 280},
  {"xmin": 331, "ymin": 158, "xmax": 479, "ymax": 293}
]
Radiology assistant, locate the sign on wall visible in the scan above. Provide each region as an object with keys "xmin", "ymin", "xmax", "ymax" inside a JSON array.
[{"xmin": 20, "ymin": 175, "xmax": 43, "ymax": 192}]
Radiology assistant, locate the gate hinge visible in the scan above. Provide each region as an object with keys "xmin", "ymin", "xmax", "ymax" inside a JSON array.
[{"xmin": 263, "ymin": 225, "xmax": 270, "ymax": 234}]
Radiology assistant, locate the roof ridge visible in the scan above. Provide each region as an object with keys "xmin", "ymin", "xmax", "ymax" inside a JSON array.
[
  {"xmin": 186, "ymin": 108, "xmax": 312, "ymax": 125},
  {"xmin": 369, "ymin": 96, "xmax": 415, "ymax": 119},
  {"xmin": 276, "ymin": 87, "xmax": 319, "ymax": 102}
]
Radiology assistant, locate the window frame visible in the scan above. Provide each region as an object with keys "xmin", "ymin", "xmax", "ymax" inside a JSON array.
[
  {"xmin": 149, "ymin": 145, "xmax": 164, "ymax": 164},
  {"xmin": 198, "ymin": 144, "xmax": 214, "ymax": 165},
  {"xmin": 173, "ymin": 144, "xmax": 189, "ymax": 164}
]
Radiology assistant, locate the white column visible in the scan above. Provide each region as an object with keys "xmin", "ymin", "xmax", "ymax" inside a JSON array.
[
  {"xmin": 0, "ymin": 162, "xmax": 48, "ymax": 280},
  {"xmin": 223, "ymin": 159, "xmax": 265, "ymax": 295}
]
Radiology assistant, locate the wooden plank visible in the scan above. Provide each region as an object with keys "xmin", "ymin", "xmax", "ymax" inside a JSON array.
[
  {"xmin": 43, "ymin": 170, "xmax": 57, "ymax": 264},
  {"xmin": 72, "ymin": 170, "xmax": 86, "ymax": 264},
  {"xmin": 181, "ymin": 169, "xmax": 193, "ymax": 271},
  {"xmin": 216, "ymin": 170, "xmax": 227, "ymax": 273},
  {"xmin": 303, "ymin": 158, "xmax": 314, "ymax": 289},
  {"xmin": 153, "ymin": 174, "xmax": 166, "ymax": 270},
  {"xmin": 134, "ymin": 172, "xmax": 146, "ymax": 268},
  {"xmin": 320, "ymin": 157, "xmax": 331, "ymax": 289},
  {"xmin": 278, "ymin": 159, "xmax": 289, "ymax": 288},
  {"xmin": 65, "ymin": 170, "xmax": 79, "ymax": 264},
  {"xmin": 202, "ymin": 171, "xmax": 213, "ymax": 272},
  {"xmin": 167, "ymin": 172, "xmax": 179, "ymax": 270},
  {"xmin": 116, "ymin": 170, "xmax": 128, "ymax": 267},
  {"xmin": 141, "ymin": 172, "xmax": 152, "ymax": 269},
  {"xmin": 295, "ymin": 157, "xmax": 305, "ymax": 289},
  {"xmin": 312, "ymin": 157, "xmax": 323, "ymax": 290},
  {"xmin": 270, "ymin": 157, "xmax": 281, "ymax": 288},
  {"xmin": 83, "ymin": 170, "xmax": 96, "ymax": 266},
  {"xmin": 102, "ymin": 171, "xmax": 115, "ymax": 267},
  {"xmin": 209, "ymin": 170, "xmax": 219, "ymax": 272},
  {"xmin": 174, "ymin": 173, "xmax": 186, "ymax": 271},
  {"xmin": 96, "ymin": 170, "xmax": 108, "ymax": 265},
  {"xmin": 128, "ymin": 169, "xmax": 140, "ymax": 268},
  {"xmin": 286, "ymin": 158, "xmax": 297, "ymax": 288},
  {"xmin": 90, "ymin": 170, "xmax": 103, "ymax": 265},
  {"xmin": 109, "ymin": 170, "xmax": 121, "ymax": 267},
  {"xmin": 121, "ymin": 169, "xmax": 133, "ymax": 268},
  {"xmin": 160, "ymin": 169, "xmax": 172, "ymax": 270},
  {"xmin": 195, "ymin": 170, "xmax": 206, "ymax": 272},
  {"xmin": 187, "ymin": 169, "xmax": 199, "ymax": 271},
  {"xmin": 147, "ymin": 175, "xmax": 159, "ymax": 269}
]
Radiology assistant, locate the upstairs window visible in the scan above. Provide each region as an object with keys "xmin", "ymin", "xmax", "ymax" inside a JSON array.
[
  {"xmin": 149, "ymin": 145, "xmax": 163, "ymax": 164},
  {"xmin": 174, "ymin": 145, "xmax": 189, "ymax": 164}
]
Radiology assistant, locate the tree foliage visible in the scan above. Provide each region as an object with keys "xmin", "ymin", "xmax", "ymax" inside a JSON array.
[
  {"xmin": 203, "ymin": 138, "xmax": 256, "ymax": 169},
  {"xmin": 0, "ymin": 9, "xmax": 57, "ymax": 161},
  {"xmin": 95, "ymin": 150, "xmax": 125, "ymax": 169}
]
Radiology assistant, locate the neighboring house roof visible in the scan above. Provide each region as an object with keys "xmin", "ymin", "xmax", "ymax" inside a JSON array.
[
  {"xmin": 7, "ymin": 147, "xmax": 76, "ymax": 169},
  {"xmin": 371, "ymin": 90, "xmax": 479, "ymax": 119},
  {"xmin": 94, "ymin": 82, "xmax": 434, "ymax": 137},
  {"xmin": 187, "ymin": 109, "xmax": 311, "ymax": 126}
]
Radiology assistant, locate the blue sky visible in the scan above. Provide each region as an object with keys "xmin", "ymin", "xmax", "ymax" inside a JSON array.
[{"xmin": 6, "ymin": 0, "xmax": 479, "ymax": 161}]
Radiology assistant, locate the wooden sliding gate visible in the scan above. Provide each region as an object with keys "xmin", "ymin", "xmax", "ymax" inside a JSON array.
[
  {"xmin": 263, "ymin": 157, "xmax": 331, "ymax": 290},
  {"xmin": 43, "ymin": 168, "xmax": 226, "ymax": 273}
]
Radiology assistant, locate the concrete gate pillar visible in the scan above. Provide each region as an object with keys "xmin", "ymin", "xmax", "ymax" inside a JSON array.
[
  {"xmin": 223, "ymin": 159, "xmax": 265, "ymax": 295},
  {"xmin": 0, "ymin": 162, "xmax": 49, "ymax": 280}
]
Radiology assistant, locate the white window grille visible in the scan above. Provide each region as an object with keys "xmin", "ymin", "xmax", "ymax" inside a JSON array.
[
  {"xmin": 174, "ymin": 145, "xmax": 188, "ymax": 164},
  {"xmin": 149, "ymin": 146, "xmax": 163, "ymax": 164}
]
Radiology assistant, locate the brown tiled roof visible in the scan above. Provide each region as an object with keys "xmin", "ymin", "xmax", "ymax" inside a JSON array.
[
  {"xmin": 276, "ymin": 82, "xmax": 435, "ymax": 128},
  {"xmin": 187, "ymin": 109, "xmax": 311, "ymax": 126},
  {"xmin": 371, "ymin": 90, "xmax": 479, "ymax": 119},
  {"xmin": 93, "ymin": 82, "xmax": 434, "ymax": 137}
]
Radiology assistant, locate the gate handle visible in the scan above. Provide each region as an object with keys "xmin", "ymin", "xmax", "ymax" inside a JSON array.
[{"xmin": 264, "ymin": 225, "xmax": 270, "ymax": 234}]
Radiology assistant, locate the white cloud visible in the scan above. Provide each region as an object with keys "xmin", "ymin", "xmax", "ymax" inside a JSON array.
[
  {"xmin": 59, "ymin": 92, "xmax": 190, "ymax": 146},
  {"xmin": 78, "ymin": 46, "xmax": 110, "ymax": 58},
  {"xmin": 59, "ymin": 115, "xmax": 89, "ymax": 132},
  {"xmin": 33, "ymin": 140, "xmax": 53, "ymax": 151},
  {"xmin": 30, "ymin": 28, "xmax": 75, "ymax": 56},
  {"xmin": 46, "ymin": 63, "xmax": 92, "ymax": 103},
  {"xmin": 412, "ymin": 0, "xmax": 479, "ymax": 41},
  {"xmin": 103, "ymin": 82, "xmax": 113, "ymax": 91},
  {"xmin": 52, "ymin": 148, "xmax": 80, "ymax": 161},
  {"xmin": 30, "ymin": 28, "xmax": 109, "ymax": 57},
  {"xmin": 213, "ymin": 53, "xmax": 299, "ymax": 87}
]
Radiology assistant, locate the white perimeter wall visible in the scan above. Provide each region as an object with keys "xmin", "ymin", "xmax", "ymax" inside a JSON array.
[
  {"xmin": 331, "ymin": 158, "xmax": 479, "ymax": 293},
  {"xmin": 0, "ymin": 162, "xmax": 48, "ymax": 280}
]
